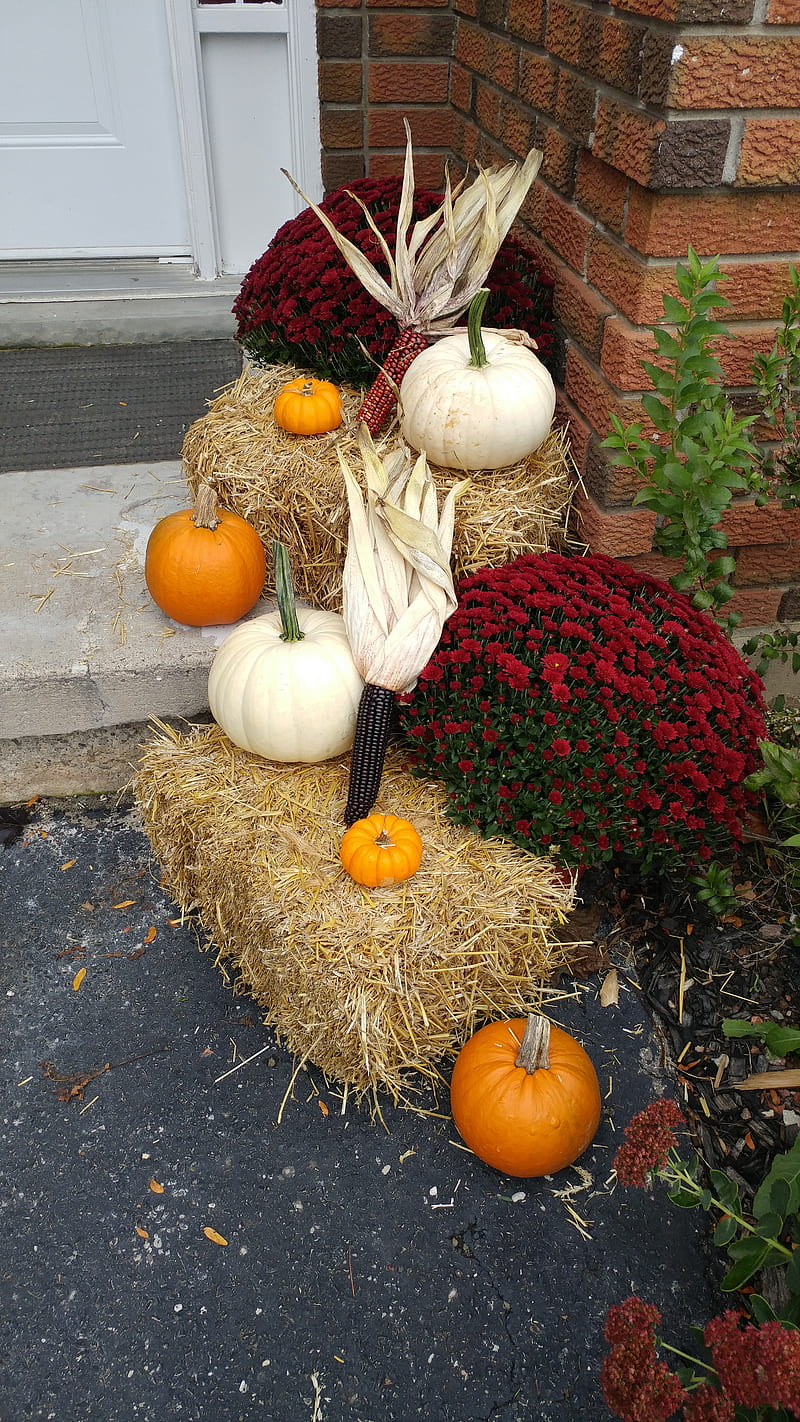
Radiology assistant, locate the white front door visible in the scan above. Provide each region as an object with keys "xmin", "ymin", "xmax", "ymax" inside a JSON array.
[{"xmin": 0, "ymin": 0, "xmax": 191, "ymax": 258}]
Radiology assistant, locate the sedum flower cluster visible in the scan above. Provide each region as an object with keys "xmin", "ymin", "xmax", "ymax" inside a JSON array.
[
  {"xmin": 602, "ymin": 1297, "xmax": 800, "ymax": 1420},
  {"xmin": 233, "ymin": 176, "xmax": 554, "ymax": 385},
  {"xmin": 397, "ymin": 552, "xmax": 767, "ymax": 872}
]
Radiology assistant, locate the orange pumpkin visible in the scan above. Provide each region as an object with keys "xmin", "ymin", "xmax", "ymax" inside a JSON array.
[
  {"xmin": 274, "ymin": 377, "xmax": 342, "ymax": 435},
  {"xmin": 145, "ymin": 482, "xmax": 266, "ymax": 627},
  {"xmin": 340, "ymin": 813, "xmax": 422, "ymax": 888},
  {"xmin": 450, "ymin": 1014, "xmax": 602, "ymax": 1177}
]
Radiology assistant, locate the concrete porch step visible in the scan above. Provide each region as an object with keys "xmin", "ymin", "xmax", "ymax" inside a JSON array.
[
  {"xmin": 1, "ymin": 259, "xmax": 241, "ymax": 346},
  {"xmin": 0, "ymin": 461, "xmax": 272, "ymax": 801}
]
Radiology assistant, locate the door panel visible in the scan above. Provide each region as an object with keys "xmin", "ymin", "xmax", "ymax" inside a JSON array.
[{"xmin": 0, "ymin": 0, "xmax": 191, "ymax": 256}]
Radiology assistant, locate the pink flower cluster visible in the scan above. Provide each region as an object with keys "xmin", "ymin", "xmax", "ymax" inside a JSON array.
[
  {"xmin": 602, "ymin": 1298, "xmax": 687, "ymax": 1422},
  {"xmin": 613, "ymin": 1099, "xmax": 686, "ymax": 1187},
  {"xmin": 602, "ymin": 1298, "xmax": 800, "ymax": 1420},
  {"xmin": 233, "ymin": 176, "xmax": 554, "ymax": 385},
  {"xmin": 397, "ymin": 552, "xmax": 767, "ymax": 871}
]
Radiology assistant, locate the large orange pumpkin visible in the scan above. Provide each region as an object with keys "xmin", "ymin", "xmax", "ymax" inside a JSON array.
[
  {"xmin": 450, "ymin": 1014, "xmax": 602, "ymax": 1177},
  {"xmin": 145, "ymin": 482, "xmax": 266, "ymax": 627}
]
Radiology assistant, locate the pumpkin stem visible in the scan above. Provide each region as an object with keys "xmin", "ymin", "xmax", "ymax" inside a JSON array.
[
  {"xmin": 272, "ymin": 539, "xmax": 305, "ymax": 643},
  {"xmin": 374, "ymin": 828, "xmax": 394, "ymax": 848},
  {"xmin": 515, "ymin": 1014, "xmax": 551, "ymax": 1073},
  {"xmin": 192, "ymin": 481, "xmax": 221, "ymax": 531},
  {"xmin": 466, "ymin": 287, "xmax": 491, "ymax": 371},
  {"xmin": 300, "ymin": 379, "xmax": 314, "ymax": 396}
]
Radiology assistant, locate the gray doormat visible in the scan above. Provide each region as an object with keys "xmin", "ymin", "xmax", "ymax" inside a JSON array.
[{"xmin": 0, "ymin": 340, "xmax": 243, "ymax": 473}]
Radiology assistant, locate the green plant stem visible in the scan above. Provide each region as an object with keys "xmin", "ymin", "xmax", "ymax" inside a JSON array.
[
  {"xmin": 272, "ymin": 539, "xmax": 304, "ymax": 643},
  {"xmin": 466, "ymin": 287, "xmax": 490, "ymax": 369},
  {"xmin": 656, "ymin": 1335, "xmax": 717, "ymax": 1375},
  {"xmin": 663, "ymin": 1155, "xmax": 794, "ymax": 1260}
]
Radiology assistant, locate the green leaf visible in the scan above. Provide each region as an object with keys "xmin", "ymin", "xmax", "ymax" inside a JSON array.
[
  {"xmin": 753, "ymin": 1210, "xmax": 786, "ymax": 1242},
  {"xmin": 754, "ymin": 1135, "xmax": 800, "ymax": 1220},
  {"xmin": 749, "ymin": 1294, "xmax": 780, "ymax": 1324},
  {"xmin": 662, "ymin": 294, "xmax": 688, "ymax": 323},
  {"xmin": 709, "ymin": 1168, "xmax": 741, "ymax": 1213},
  {"xmin": 722, "ymin": 1234, "xmax": 775, "ymax": 1290},
  {"xmin": 713, "ymin": 1215, "xmax": 740, "ymax": 1248},
  {"xmin": 667, "ymin": 1185, "xmax": 702, "ymax": 1209},
  {"xmin": 640, "ymin": 394, "xmax": 674, "ymax": 432},
  {"xmin": 785, "ymin": 1248, "xmax": 800, "ymax": 1296},
  {"xmin": 722, "ymin": 1019, "xmax": 800, "ymax": 1058},
  {"xmin": 764, "ymin": 1176, "xmax": 792, "ymax": 1222}
]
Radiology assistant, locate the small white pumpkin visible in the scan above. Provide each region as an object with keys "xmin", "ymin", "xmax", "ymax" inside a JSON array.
[
  {"xmin": 208, "ymin": 541, "xmax": 363, "ymax": 762},
  {"xmin": 399, "ymin": 288, "xmax": 556, "ymax": 472}
]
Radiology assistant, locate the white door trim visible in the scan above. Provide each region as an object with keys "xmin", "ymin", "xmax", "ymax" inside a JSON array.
[
  {"xmin": 286, "ymin": 0, "xmax": 323, "ymax": 212},
  {"xmin": 164, "ymin": 0, "xmax": 321, "ymax": 280},
  {"xmin": 164, "ymin": 0, "xmax": 219, "ymax": 279}
]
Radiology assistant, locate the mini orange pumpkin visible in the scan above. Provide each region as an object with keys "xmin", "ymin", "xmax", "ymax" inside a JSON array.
[
  {"xmin": 145, "ymin": 482, "xmax": 266, "ymax": 627},
  {"xmin": 274, "ymin": 377, "xmax": 343, "ymax": 435},
  {"xmin": 340, "ymin": 813, "xmax": 422, "ymax": 888},
  {"xmin": 450, "ymin": 1014, "xmax": 602, "ymax": 1177}
]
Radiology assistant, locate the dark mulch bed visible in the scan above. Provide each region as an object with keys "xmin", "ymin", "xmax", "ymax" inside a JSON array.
[{"xmin": 571, "ymin": 849, "xmax": 800, "ymax": 1202}]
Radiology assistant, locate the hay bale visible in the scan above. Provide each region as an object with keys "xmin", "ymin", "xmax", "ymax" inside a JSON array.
[
  {"xmin": 133, "ymin": 721, "xmax": 576, "ymax": 1106},
  {"xmin": 181, "ymin": 363, "xmax": 577, "ymax": 611}
]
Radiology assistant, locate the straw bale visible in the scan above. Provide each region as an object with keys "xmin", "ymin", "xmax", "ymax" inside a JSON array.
[
  {"xmin": 133, "ymin": 721, "xmax": 576, "ymax": 1106},
  {"xmin": 181, "ymin": 363, "xmax": 577, "ymax": 611}
]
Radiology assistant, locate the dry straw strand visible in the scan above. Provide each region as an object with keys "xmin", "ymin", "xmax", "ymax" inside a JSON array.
[{"xmin": 133, "ymin": 721, "xmax": 576, "ymax": 1108}]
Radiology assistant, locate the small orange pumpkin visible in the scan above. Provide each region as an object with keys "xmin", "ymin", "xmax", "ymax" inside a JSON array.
[
  {"xmin": 450, "ymin": 1014, "xmax": 602, "ymax": 1177},
  {"xmin": 145, "ymin": 482, "xmax": 266, "ymax": 627},
  {"xmin": 274, "ymin": 377, "xmax": 343, "ymax": 435},
  {"xmin": 340, "ymin": 813, "xmax": 422, "ymax": 888}
]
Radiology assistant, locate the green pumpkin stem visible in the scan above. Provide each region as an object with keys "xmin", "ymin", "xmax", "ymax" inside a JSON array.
[
  {"xmin": 466, "ymin": 287, "xmax": 491, "ymax": 371},
  {"xmin": 515, "ymin": 1014, "xmax": 551, "ymax": 1073},
  {"xmin": 272, "ymin": 539, "xmax": 304, "ymax": 643}
]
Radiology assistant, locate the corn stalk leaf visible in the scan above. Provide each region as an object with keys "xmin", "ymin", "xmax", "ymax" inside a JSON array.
[
  {"xmin": 283, "ymin": 122, "xmax": 542, "ymax": 334},
  {"xmin": 340, "ymin": 429, "xmax": 468, "ymax": 691}
]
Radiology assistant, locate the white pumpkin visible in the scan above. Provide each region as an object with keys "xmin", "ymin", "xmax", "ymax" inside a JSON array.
[
  {"xmin": 208, "ymin": 542, "xmax": 363, "ymax": 763},
  {"xmin": 399, "ymin": 288, "xmax": 556, "ymax": 472}
]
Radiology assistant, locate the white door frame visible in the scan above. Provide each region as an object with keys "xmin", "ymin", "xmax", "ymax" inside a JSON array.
[{"xmin": 164, "ymin": 0, "xmax": 321, "ymax": 280}]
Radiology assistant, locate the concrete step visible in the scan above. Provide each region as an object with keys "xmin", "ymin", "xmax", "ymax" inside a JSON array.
[
  {"xmin": 1, "ymin": 260, "xmax": 240, "ymax": 346},
  {"xmin": 0, "ymin": 461, "xmax": 272, "ymax": 801}
]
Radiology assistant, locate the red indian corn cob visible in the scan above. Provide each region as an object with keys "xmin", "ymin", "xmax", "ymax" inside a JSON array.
[
  {"xmin": 357, "ymin": 328, "xmax": 429, "ymax": 435},
  {"xmin": 344, "ymin": 683, "xmax": 396, "ymax": 825}
]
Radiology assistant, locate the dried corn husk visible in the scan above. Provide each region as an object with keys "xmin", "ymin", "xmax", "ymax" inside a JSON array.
[
  {"xmin": 282, "ymin": 121, "xmax": 543, "ymax": 340},
  {"xmin": 339, "ymin": 429, "xmax": 468, "ymax": 692}
]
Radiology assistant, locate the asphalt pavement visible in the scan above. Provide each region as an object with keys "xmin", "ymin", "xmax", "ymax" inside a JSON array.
[{"xmin": 1, "ymin": 793, "xmax": 719, "ymax": 1422}]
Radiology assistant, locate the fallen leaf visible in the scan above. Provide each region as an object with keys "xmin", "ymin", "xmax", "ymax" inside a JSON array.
[
  {"xmin": 61, "ymin": 860, "xmax": 77, "ymax": 871},
  {"xmin": 149, "ymin": 1178, "xmax": 165, "ymax": 1194},
  {"xmin": 203, "ymin": 1226, "xmax": 228, "ymax": 1246},
  {"xmin": 599, "ymin": 968, "xmax": 619, "ymax": 1007},
  {"xmin": 135, "ymin": 1226, "xmax": 149, "ymax": 1239},
  {"xmin": 143, "ymin": 926, "xmax": 157, "ymax": 944},
  {"xmin": 39, "ymin": 1059, "xmax": 109, "ymax": 1101},
  {"xmin": 318, "ymin": 1100, "xmax": 329, "ymax": 1117},
  {"xmin": 737, "ymin": 1070, "xmax": 800, "ymax": 1091},
  {"xmin": 72, "ymin": 967, "xmax": 87, "ymax": 991}
]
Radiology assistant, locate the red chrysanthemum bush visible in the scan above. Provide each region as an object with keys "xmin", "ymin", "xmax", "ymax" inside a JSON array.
[
  {"xmin": 396, "ymin": 553, "xmax": 767, "ymax": 873},
  {"xmin": 233, "ymin": 176, "xmax": 554, "ymax": 386}
]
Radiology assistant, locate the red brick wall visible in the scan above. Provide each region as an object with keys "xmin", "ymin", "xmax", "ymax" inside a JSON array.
[
  {"xmin": 316, "ymin": 0, "xmax": 456, "ymax": 191},
  {"xmin": 316, "ymin": 0, "xmax": 800, "ymax": 625}
]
